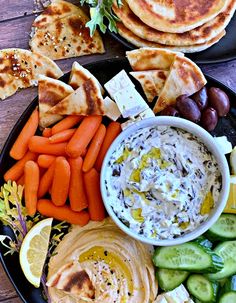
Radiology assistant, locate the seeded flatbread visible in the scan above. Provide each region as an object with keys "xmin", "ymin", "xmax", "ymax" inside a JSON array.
[
  {"xmin": 30, "ymin": 0, "xmax": 105, "ymax": 60},
  {"xmin": 154, "ymin": 56, "xmax": 207, "ymax": 113},
  {"xmin": 118, "ymin": 22, "xmax": 226, "ymax": 53},
  {"xmin": 113, "ymin": 0, "xmax": 235, "ymax": 46},
  {"xmin": 38, "ymin": 75, "xmax": 74, "ymax": 128},
  {"xmin": 0, "ymin": 48, "xmax": 63, "ymax": 100}
]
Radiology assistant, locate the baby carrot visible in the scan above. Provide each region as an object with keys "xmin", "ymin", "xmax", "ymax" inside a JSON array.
[
  {"xmin": 42, "ymin": 128, "xmax": 52, "ymax": 138},
  {"xmin": 4, "ymin": 151, "xmax": 37, "ymax": 181},
  {"xmin": 68, "ymin": 157, "xmax": 88, "ymax": 212},
  {"xmin": 17, "ymin": 175, "xmax": 24, "ymax": 186},
  {"xmin": 84, "ymin": 168, "xmax": 105, "ymax": 221},
  {"xmin": 37, "ymin": 155, "xmax": 56, "ymax": 168},
  {"xmin": 83, "ymin": 124, "xmax": 106, "ymax": 172},
  {"xmin": 37, "ymin": 199, "xmax": 90, "ymax": 226},
  {"xmin": 95, "ymin": 122, "xmax": 121, "ymax": 171},
  {"xmin": 10, "ymin": 109, "xmax": 39, "ymax": 160},
  {"xmin": 49, "ymin": 129, "xmax": 76, "ymax": 144},
  {"xmin": 51, "ymin": 115, "xmax": 83, "ymax": 135},
  {"xmin": 51, "ymin": 157, "xmax": 71, "ymax": 206},
  {"xmin": 81, "ymin": 148, "xmax": 87, "ymax": 158},
  {"xmin": 29, "ymin": 136, "xmax": 67, "ymax": 156},
  {"xmin": 24, "ymin": 161, "xmax": 40, "ymax": 216},
  {"xmin": 38, "ymin": 162, "xmax": 55, "ymax": 198},
  {"xmin": 66, "ymin": 115, "xmax": 102, "ymax": 158}
]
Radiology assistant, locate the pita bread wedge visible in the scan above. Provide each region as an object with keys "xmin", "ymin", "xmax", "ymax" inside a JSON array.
[
  {"xmin": 0, "ymin": 48, "xmax": 63, "ymax": 100},
  {"xmin": 127, "ymin": 47, "xmax": 183, "ymax": 71},
  {"xmin": 113, "ymin": 0, "xmax": 235, "ymax": 46},
  {"xmin": 153, "ymin": 56, "xmax": 207, "ymax": 113},
  {"xmin": 130, "ymin": 70, "xmax": 169, "ymax": 102},
  {"xmin": 30, "ymin": 0, "xmax": 105, "ymax": 60},
  {"xmin": 49, "ymin": 78, "xmax": 104, "ymax": 116},
  {"xmin": 38, "ymin": 75, "xmax": 74, "ymax": 128},
  {"xmin": 119, "ymin": 22, "xmax": 226, "ymax": 53},
  {"xmin": 69, "ymin": 61, "xmax": 104, "ymax": 94}
]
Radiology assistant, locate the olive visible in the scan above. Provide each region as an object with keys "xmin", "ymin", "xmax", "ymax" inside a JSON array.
[
  {"xmin": 201, "ymin": 107, "xmax": 218, "ymax": 131},
  {"xmin": 192, "ymin": 86, "xmax": 208, "ymax": 111},
  {"xmin": 208, "ymin": 87, "xmax": 230, "ymax": 117},
  {"xmin": 176, "ymin": 95, "xmax": 201, "ymax": 122},
  {"xmin": 159, "ymin": 106, "xmax": 180, "ymax": 117}
]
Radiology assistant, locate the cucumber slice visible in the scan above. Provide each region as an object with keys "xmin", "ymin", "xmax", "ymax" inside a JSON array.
[
  {"xmin": 156, "ymin": 268, "xmax": 189, "ymax": 291},
  {"xmin": 152, "ymin": 243, "xmax": 223, "ymax": 273},
  {"xmin": 206, "ymin": 214, "xmax": 236, "ymax": 241},
  {"xmin": 219, "ymin": 292, "xmax": 236, "ymax": 303},
  {"xmin": 208, "ymin": 241, "xmax": 236, "ymax": 280},
  {"xmin": 223, "ymin": 275, "xmax": 236, "ymax": 292},
  {"xmin": 187, "ymin": 274, "xmax": 219, "ymax": 302},
  {"xmin": 195, "ymin": 236, "xmax": 213, "ymax": 249}
]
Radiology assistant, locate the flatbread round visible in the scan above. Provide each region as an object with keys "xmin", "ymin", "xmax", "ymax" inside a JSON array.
[
  {"xmin": 30, "ymin": 0, "xmax": 105, "ymax": 60},
  {"xmin": 113, "ymin": 0, "xmax": 235, "ymax": 46},
  {"xmin": 126, "ymin": 0, "xmax": 227, "ymax": 33},
  {"xmin": 117, "ymin": 22, "xmax": 226, "ymax": 53},
  {"xmin": 0, "ymin": 48, "xmax": 63, "ymax": 100}
]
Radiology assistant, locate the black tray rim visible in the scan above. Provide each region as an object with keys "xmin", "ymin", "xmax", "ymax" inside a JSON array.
[{"xmin": 1, "ymin": 57, "xmax": 236, "ymax": 303}]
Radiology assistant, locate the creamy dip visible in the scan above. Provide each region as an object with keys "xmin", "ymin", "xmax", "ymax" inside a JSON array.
[{"xmin": 104, "ymin": 126, "xmax": 222, "ymax": 240}]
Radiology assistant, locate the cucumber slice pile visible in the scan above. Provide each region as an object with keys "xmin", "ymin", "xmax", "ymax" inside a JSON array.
[{"xmin": 153, "ymin": 214, "xmax": 236, "ymax": 302}]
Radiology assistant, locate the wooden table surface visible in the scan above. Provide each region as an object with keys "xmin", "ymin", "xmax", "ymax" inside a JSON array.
[{"xmin": 0, "ymin": 1, "xmax": 236, "ymax": 302}]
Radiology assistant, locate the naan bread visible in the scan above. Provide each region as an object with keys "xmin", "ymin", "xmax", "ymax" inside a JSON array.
[
  {"xmin": 0, "ymin": 48, "xmax": 63, "ymax": 100},
  {"xmin": 126, "ymin": 0, "xmax": 227, "ymax": 33},
  {"xmin": 118, "ymin": 22, "xmax": 226, "ymax": 53},
  {"xmin": 38, "ymin": 75, "xmax": 74, "ymax": 128},
  {"xmin": 130, "ymin": 70, "xmax": 169, "ymax": 102},
  {"xmin": 127, "ymin": 47, "xmax": 183, "ymax": 71},
  {"xmin": 113, "ymin": 0, "xmax": 235, "ymax": 46},
  {"xmin": 69, "ymin": 61, "xmax": 104, "ymax": 94},
  {"xmin": 30, "ymin": 0, "xmax": 105, "ymax": 60},
  {"xmin": 153, "ymin": 56, "xmax": 207, "ymax": 113},
  {"xmin": 48, "ymin": 78, "xmax": 104, "ymax": 116}
]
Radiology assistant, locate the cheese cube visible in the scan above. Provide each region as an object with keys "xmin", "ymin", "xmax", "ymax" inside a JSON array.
[
  {"xmin": 113, "ymin": 86, "xmax": 149, "ymax": 118},
  {"xmin": 155, "ymin": 295, "xmax": 169, "ymax": 303},
  {"xmin": 139, "ymin": 108, "xmax": 155, "ymax": 119},
  {"xmin": 104, "ymin": 70, "xmax": 135, "ymax": 99},
  {"xmin": 103, "ymin": 97, "xmax": 121, "ymax": 121},
  {"xmin": 214, "ymin": 136, "xmax": 232, "ymax": 155},
  {"xmin": 163, "ymin": 284, "xmax": 190, "ymax": 303}
]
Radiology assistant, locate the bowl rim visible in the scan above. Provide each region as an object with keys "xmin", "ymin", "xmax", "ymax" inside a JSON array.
[{"xmin": 100, "ymin": 116, "xmax": 230, "ymax": 246}]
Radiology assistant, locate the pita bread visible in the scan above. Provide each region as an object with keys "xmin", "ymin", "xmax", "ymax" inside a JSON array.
[
  {"xmin": 118, "ymin": 22, "xmax": 226, "ymax": 53},
  {"xmin": 126, "ymin": 0, "xmax": 227, "ymax": 33},
  {"xmin": 153, "ymin": 56, "xmax": 207, "ymax": 113},
  {"xmin": 0, "ymin": 48, "xmax": 63, "ymax": 100},
  {"xmin": 48, "ymin": 78, "xmax": 104, "ymax": 116},
  {"xmin": 130, "ymin": 70, "xmax": 169, "ymax": 102},
  {"xmin": 47, "ymin": 262, "xmax": 95, "ymax": 298},
  {"xmin": 69, "ymin": 61, "xmax": 104, "ymax": 95},
  {"xmin": 30, "ymin": 0, "xmax": 105, "ymax": 60},
  {"xmin": 113, "ymin": 0, "xmax": 236, "ymax": 46},
  {"xmin": 126, "ymin": 47, "xmax": 183, "ymax": 71},
  {"xmin": 38, "ymin": 75, "xmax": 74, "ymax": 128}
]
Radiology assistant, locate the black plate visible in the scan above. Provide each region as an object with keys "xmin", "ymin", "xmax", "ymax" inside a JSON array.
[
  {"xmin": 109, "ymin": 13, "xmax": 236, "ymax": 64},
  {"xmin": 1, "ymin": 58, "xmax": 236, "ymax": 303}
]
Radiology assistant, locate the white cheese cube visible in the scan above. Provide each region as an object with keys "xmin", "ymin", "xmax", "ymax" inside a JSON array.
[
  {"xmin": 155, "ymin": 295, "xmax": 169, "ymax": 303},
  {"xmin": 104, "ymin": 70, "xmax": 135, "ymax": 99},
  {"xmin": 113, "ymin": 86, "xmax": 149, "ymax": 118},
  {"xmin": 163, "ymin": 284, "xmax": 190, "ymax": 303},
  {"xmin": 214, "ymin": 136, "xmax": 232, "ymax": 155},
  {"xmin": 103, "ymin": 96, "xmax": 121, "ymax": 121}
]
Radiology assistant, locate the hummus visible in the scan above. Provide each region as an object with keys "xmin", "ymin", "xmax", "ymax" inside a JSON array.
[
  {"xmin": 104, "ymin": 125, "xmax": 222, "ymax": 240},
  {"xmin": 47, "ymin": 218, "xmax": 158, "ymax": 302}
]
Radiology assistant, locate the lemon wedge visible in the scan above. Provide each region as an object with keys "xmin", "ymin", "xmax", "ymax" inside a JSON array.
[
  {"xmin": 224, "ymin": 176, "xmax": 236, "ymax": 214},
  {"xmin": 19, "ymin": 218, "xmax": 53, "ymax": 288}
]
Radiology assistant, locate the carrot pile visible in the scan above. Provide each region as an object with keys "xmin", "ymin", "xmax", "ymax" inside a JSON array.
[{"xmin": 4, "ymin": 109, "xmax": 121, "ymax": 226}]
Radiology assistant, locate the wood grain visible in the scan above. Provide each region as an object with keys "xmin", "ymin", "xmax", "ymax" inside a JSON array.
[{"xmin": 0, "ymin": 1, "xmax": 236, "ymax": 302}]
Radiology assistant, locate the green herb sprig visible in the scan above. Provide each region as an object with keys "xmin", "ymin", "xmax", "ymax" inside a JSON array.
[{"xmin": 80, "ymin": 0, "xmax": 123, "ymax": 36}]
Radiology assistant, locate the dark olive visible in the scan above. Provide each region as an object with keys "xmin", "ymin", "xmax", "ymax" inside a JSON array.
[
  {"xmin": 208, "ymin": 87, "xmax": 230, "ymax": 117},
  {"xmin": 201, "ymin": 107, "xmax": 218, "ymax": 131},
  {"xmin": 176, "ymin": 95, "xmax": 201, "ymax": 123},
  {"xmin": 192, "ymin": 86, "xmax": 208, "ymax": 111},
  {"xmin": 159, "ymin": 106, "xmax": 180, "ymax": 117}
]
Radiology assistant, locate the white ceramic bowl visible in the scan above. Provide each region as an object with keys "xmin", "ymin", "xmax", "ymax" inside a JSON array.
[{"xmin": 100, "ymin": 117, "xmax": 230, "ymax": 246}]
